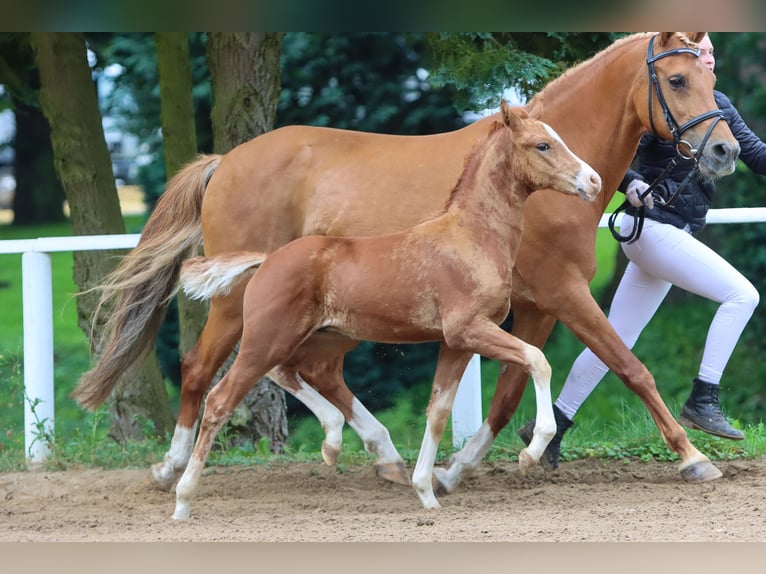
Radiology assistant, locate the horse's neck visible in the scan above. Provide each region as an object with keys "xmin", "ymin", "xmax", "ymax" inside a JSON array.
[
  {"xmin": 532, "ymin": 34, "xmax": 649, "ymax": 211},
  {"xmin": 446, "ymin": 150, "xmax": 527, "ymax": 253}
]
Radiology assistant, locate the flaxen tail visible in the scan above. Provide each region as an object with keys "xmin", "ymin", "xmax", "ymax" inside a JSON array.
[
  {"xmin": 72, "ymin": 154, "xmax": 222, "ymax": 410},
  {"xmin": 180, "ymin": 252, "xmax": 267, "ymax": 301}
]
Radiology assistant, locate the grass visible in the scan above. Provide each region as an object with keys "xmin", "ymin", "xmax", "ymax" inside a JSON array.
[{"xmin": 1, "ymin": 211, "xmax": 765, "ymax": 474}]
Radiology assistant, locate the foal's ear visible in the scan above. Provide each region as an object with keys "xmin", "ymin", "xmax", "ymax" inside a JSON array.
[{"xmin": 501, "ymin": 99, "xmax": 525, "ymax": 130}]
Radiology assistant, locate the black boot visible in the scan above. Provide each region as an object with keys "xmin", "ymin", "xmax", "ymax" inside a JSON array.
[
  {"xmin": 678, "ymin": 378, "xmax": 744, "ymax": 440},
  {"xmin": 517, "ymin": 405, "xmax": 573, "ymax": 470}
]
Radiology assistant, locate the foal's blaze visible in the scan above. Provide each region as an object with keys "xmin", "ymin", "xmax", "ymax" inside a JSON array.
[
  {"xmin": 76, "ymin": 33, "xmax": 735, "ymax": 500},
  {"xmin": 170, "ymin": 105, "xmax": 599, "ymax": 518}
]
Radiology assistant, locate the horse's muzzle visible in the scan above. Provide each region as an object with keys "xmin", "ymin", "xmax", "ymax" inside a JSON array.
[
  {"xmin": 699, "ymin": 139, "xmax": 740, "ymax": 178},
  {"xmin": 577, "ymin": 170, "xmax": 602, "ymax": 202}
]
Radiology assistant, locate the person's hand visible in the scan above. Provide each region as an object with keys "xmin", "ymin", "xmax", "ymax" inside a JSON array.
[{"xmin": 626, "ymin": 179, "xmax": 654, "ymax": 209}]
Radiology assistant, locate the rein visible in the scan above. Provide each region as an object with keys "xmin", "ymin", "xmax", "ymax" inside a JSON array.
[{"xmin": 609, "ymin": 34, "xmax": 726, "ymax": 244}]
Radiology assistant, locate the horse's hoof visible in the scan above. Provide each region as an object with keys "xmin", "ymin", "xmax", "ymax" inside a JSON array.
[
  {"xmin": 432, "ymin": 471, "xmax": 451, "ymax": 497},
  {"xmin": 680, "ymin": 460, "xmax": 723, "ymax": 482},
  {"xmin": 518, "ymin": 448, "xmax": 535, "ymax": 476},
  {"xmin": 172, "ymin": 502, "xmax": 191, "ymax": 521},
  {"xmin": 321, "ymin": 442, "xmax": 340, "ymax": 466},
  {"xmin": 376, "ymin": 461, "xmax": 411, "ymax": 486},
  {"xmin": 150, "ymin": 463, "xmax": 178, "ymax": 491}
]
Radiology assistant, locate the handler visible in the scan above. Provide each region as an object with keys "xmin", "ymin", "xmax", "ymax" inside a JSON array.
[{"xmin": 520, "ymin": 33, "xmax": 766, "ymax": 468}]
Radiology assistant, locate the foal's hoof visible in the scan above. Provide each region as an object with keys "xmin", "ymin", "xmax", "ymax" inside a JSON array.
[
  {"xmin": 680, "ymin": 460, "xmax": 723, "ymax": 482},
  {"xmin": 321, "ymin": 442, "xmax": 341, "ymax": 466},
  {"xmin": 518, "ymin": 448, "xmax": 535, "ymax": 476},
  {"xmin": 376, "ymin": 461, "xmax": 411, "ymax": 486}
]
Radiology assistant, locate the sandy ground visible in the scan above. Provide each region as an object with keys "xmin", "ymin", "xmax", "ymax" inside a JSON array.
[{"xmin": 2, "ymin": 455, "xmax": 765, "ymax": 542}]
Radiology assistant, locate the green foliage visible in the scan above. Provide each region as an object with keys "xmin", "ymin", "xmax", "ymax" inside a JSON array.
[
  {"xmin": 278, "ymin": 33, "xmax": 464, "ymax": 134},
  {"xmin": 424, "ymin": 33, "xmax": 621, "ymax": 110},
  {"xmin": 0, "ymin": 33, "xmax": 36, "ymax": 107},
  {"xmin": 87, "ymin": 32, "xmax": 213, "ymax": 207}
]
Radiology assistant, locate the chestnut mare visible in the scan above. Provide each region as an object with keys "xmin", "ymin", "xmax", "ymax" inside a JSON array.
[
  {"xmin": 74, "ymin": 33, "xmax": 739, "ymax": 495},
  {"xmin": 170, "ymin": 104, "xmax": 601, "ymax": 518}
]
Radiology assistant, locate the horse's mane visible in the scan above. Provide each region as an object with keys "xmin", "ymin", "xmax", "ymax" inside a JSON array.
[
  {"xmin": 442, "ymin": 120, "xmax": 509, "ymax": 211},
  {"xmin": 527, "ymin": 32, "xmax": 699, "ymax": 115}
]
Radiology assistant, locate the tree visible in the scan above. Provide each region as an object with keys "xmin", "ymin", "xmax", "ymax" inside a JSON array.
[
  {"xmin": 206, "ymin": 32, "xmax": 287, "ymax": 452},
  {"xmin": 277, "ymin": 33, "xmax": 464, "ymax": 134},
  {"xmin": 0, "ymin": 32, "xmax": 65, "ymax": 224},
  {"xmin": 424, "ymin": 32, "xmax": 620, "ymax": 110},
  {"xmin": 31, "ymin": 32, "xmax": 175, "ymax": 441},
  {"xmin": 154, "ymin": 32, "xmax": 208, "ymax": 367}
]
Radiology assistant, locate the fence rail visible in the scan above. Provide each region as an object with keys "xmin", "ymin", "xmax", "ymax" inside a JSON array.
[{"xmin": 3, "ymin": 207, "xmax": 766, "ymax": 462}]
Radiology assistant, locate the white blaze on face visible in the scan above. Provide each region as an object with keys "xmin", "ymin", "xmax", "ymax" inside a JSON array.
[{"xmin": 542, "ymin": 122, "xmax": 601, "ymax": 195}]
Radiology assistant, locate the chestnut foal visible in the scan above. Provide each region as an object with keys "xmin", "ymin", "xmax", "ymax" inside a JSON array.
[{"xmin": 172, "ymin": 102, "xmax": 601, "ymax": 519}]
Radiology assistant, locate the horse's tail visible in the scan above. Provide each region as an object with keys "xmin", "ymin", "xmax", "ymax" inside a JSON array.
[
  {"xmin": 72, "ymin": 154, "xmax": 222, "ymax": 411},
  {"xmin": 180, "ymin": 252, "xmax": 268, "ymax": 301}
]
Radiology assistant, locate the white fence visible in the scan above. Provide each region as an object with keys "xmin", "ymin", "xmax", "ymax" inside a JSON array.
[{"xmin": 3, "ymin": 207, "xmax": 766, "ymax": 462}]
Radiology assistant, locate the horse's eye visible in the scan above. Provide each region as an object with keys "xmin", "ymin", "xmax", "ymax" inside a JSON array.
[
  {"xmin": 668, "ymin": 75, "xmax": 686, "ymax": 89},
  {"xmin": 536, "ymin": 142, "xmax": 550, "ymax": 152}
]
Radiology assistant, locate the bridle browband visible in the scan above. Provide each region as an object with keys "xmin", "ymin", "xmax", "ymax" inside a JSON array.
[{"xmin": 609, "ymin": 34, "xmax": 726, "ymax": 243}]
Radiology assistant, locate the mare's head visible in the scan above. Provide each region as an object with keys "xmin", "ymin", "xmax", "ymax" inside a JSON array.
[
  {"xmin": 499, "ymin": 101, "xmax": 601, "ymax": 201},
  {"xmin": 634, "ymin": 32, "xmax": 738, "ymax": 178}
]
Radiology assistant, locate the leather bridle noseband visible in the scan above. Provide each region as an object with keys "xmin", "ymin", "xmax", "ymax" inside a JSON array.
[{"xmin": 609, "ymin": 34, "xmax": 726, "ymax": 243}]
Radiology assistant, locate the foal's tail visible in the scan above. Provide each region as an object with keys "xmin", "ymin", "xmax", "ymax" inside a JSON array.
[
  {"xmin": 180, "ymin": 252, "xmax": 268, "ymax": 301},
  {"xmin": 72, "ymin": 154, "xmax": 222, "ymax": 411}
]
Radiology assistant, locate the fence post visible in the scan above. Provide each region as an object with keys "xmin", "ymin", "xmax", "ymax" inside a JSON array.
[
  {"xmin": 22, "ymin": 250, "xmax": 54, "ymax": 462},
  {"xmin": 452, "ymin": 354, "xmax": 483, "ymax": 447}
]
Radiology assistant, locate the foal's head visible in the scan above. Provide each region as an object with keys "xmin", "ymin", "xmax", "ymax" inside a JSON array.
[{"xmin": 499, "ymin": 101, "xmax": 601, "ymax": 202}]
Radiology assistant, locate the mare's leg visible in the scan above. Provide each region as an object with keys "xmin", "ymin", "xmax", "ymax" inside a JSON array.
[
  {"xmin": 433, "ymin": 304, "xmax": 556, "ymax": 495},
  {"xmin": 546, "ymin": 282, "xmax": 720, "ymax": 480},
  {"xmin": 151, "ymin": 290, "xmax": 245, "ymax": 490},
  {"xmin": 411, "ymin": 344, "xmax": 473, "ymax": 509}
]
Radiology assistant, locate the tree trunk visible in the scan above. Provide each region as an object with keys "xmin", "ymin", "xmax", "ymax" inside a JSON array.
[
  {"xmin": 31, "ymin": 32, "xmax": 174, "ymax": 440},
  {"xmin": 207, "ymin": 32, "xmax": 288, "ymax": 452},
  {"xmin": 154, "ymin": 32, "xmax": 208, "ymax": 358}
]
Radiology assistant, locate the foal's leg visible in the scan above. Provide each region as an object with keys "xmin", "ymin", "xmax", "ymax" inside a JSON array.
[
  {"xmin": 432, "ymin": 306, "xmax": 555, "ymax": 495},
  {"xmin": 151, "ymin": 292, "xmax": 245, "ymax": 490},
  {"xmin": 411, "ymin": 345, "xmax": 473, "ymax": 509},
  {"xmin": 433, "ymin": 312, "xmax": 556, "ymax": 495},
  {"xmin": 173, "ymin": 358, "xmax": 268, "ymax": 520},
  {"xmin": 173, "ymin": 307, "xmax": 313, "ymax": 519},
  {"xmin": 286, "ymin": 334, "xmax": 410, "ymax": 485},
  {"xmin": 266, "ymin": 365, "xmax": 346, "ymax": 466},
  {"xmin": 297, "ymin": 355, "xmax": 411, "ymax": 486}
]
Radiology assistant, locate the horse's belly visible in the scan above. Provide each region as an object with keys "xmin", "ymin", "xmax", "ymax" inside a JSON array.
[{"xmin": 320, "ymin": 300, "xmax": 443, "ymax": 346}]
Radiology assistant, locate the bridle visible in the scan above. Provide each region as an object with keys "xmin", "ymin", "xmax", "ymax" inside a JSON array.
[{"xmin": 609, "ymin": 34, "xmax": 726, "ymax": 243}]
